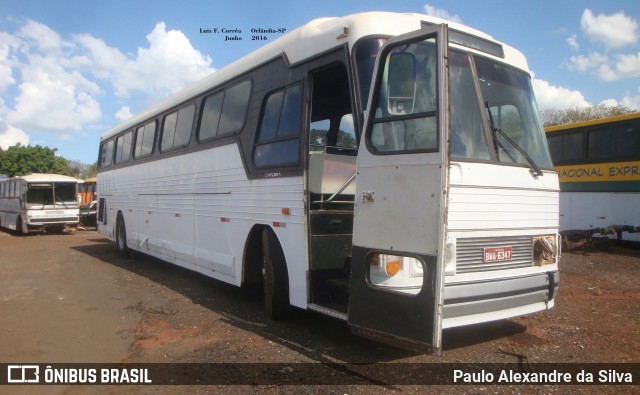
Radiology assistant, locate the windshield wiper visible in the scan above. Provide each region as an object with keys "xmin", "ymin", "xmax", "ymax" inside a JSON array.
[{"xmin": 485, "ymin": 102, "xmax": 543, "ymax": 177}]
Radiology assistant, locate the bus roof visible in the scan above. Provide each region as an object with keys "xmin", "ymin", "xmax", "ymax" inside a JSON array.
[
  {"xmin": 545, "ymin": 112, "xmax": 640, "ymax": 134},
  {"xmin": 10, "ymin": 173, "xmax": 79, "ymax": 183},
  {"xmin": 101, "ymin": 11, "xmax": 529, "ymax": 141}
]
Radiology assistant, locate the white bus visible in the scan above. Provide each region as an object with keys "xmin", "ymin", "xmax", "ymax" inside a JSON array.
[
  {"xmin": 0, "ymin": 173, "xmax": 79, "ymax": 233},
  {"xmin": 97, "ymin": 12, "xmax": 560, "ymax": 353}
]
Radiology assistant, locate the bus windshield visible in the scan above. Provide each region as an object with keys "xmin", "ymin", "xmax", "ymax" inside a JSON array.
[
  {"xmin": 356, "ymin": 38, "xmax": 553, "ymax": 169},
  {"xmin": 26, "ymin": 182, "xmax": 77, "ymax": 207}
]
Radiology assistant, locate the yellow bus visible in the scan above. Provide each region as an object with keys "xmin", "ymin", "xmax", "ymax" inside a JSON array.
[
  {"xmin": 546, "ymin": 112, "xmax": 640, "ymax": 241},
  {"xmin": 77, "ymin": 177, "xmax": 97, "ymax": 226}
]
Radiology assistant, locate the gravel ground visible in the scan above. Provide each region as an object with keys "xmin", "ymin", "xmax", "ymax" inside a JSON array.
[{"xmin": 0, "ymin": 229, "xmax": 638, "ymax": 394}]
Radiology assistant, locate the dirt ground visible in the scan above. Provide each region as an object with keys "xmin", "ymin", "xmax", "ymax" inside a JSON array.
[{"xmin": 0, "ymin": 228, "xmax": 639, "ymax": 394}]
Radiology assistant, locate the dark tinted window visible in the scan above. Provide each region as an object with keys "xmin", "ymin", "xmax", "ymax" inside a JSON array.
[
  {"xmin": 547, "ymin": 135, "xmax": 562, "ymax": 163},
  {"xmin": 219, "ymin": 80, "xmax": 252, "ymax": 135},
  {"xmin": 548, "ymin": 132, "xmax": 583, "ymax": 164},
  {"xmin": 161, "ymin": 112, "xmax": 178, "ymax": 151},
  {"xmin": 563, "ymin": 133, "xmax": 583, "ymax": 161},
  {"xmin": 198, "ymin": 80, "xmax": 252, "ymax": 141},
  {"xmin": 135, "ymin": 121, "xmax": 156, "ymax": 158},
  {"xmin": 161, "ymin": 104, "xmax": 195, "ymax": 151},
  {"xmin": 257, "ymin": 91, "xmax": 284, "ymax": 142},
  {"xmin": 589, "ymin": 123, "xmax": 639, "ymax": 160},
  {"xmin": 198, "ymin": 92, "xmax": 224, "ymax": 141},
  {"xmin": 100, "ymin": 140, "xmax": 114, "ymax": 168},
  {"xmin": 253, "ymin": 85, "xmax": 302, "ymax": 167},
  {"xmin": 355, "ymin": 38, "xmax": 385, "ymax": 110},
  {"xmin": 115, "ymin": 131, "xmax": 133, "ymax": 164}
]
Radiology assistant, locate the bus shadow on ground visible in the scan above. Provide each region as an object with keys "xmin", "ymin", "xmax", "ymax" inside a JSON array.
[{"xmin": 71, "ymin": 240, "xmax": 526, "ymax": 363}]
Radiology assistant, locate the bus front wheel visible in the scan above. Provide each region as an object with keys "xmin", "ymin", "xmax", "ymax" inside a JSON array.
[
  {"xmin": 261, "ymin": 229, "xmax": 290, "ymax": 320},
  {"xmin": 16, "ymin": 216, "xmax": 25, "ymax": 235},
  {"xmin": 116, "ymin": 214, "xmax": 130, "ymax": 258}
]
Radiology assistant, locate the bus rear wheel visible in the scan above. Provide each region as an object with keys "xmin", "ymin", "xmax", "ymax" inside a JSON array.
[
  {"xmin": 116, "ymin": 214, "xmax": 130, "ymax": 258},
  {"xmin": 261, "ymin": 229, "xmax": 290, "ymax": 320}
]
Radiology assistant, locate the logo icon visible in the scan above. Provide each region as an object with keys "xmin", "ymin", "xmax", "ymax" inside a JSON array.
[{"xmin": 7, "ymin": 365, "xmax": 40, "ymax": 383}]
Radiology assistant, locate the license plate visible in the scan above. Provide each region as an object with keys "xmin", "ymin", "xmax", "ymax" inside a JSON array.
[{"xmin": 483, "ymin": 246, "xmax": 512, "ymax": 262}]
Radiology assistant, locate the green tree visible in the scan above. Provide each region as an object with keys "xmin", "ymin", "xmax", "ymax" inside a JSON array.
[
  {"xmin": 0, "ymin": 144, "xmax": 75, "ymax": 177},
  {"xmin": 68, "ymin": 160, "xmax": 98, "ymax": 179},
  {"xmin": 541, "ymin": 104, "xmax": 635, "ymax": 127}
]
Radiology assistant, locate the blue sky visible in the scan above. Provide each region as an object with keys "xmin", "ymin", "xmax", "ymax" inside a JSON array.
[{"xmin": 1, "ymin": 0, "xmax": 639, "ymax": 164}]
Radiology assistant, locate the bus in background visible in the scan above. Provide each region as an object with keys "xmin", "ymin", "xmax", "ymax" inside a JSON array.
[
  {"xmin": 77, "ymin": 177, "xmax": 97, "ymax": 206},
  {"xmin": 77, "ymin": 177, "xmax": 98, "ymax": 226},
  {"xmin": 0, "ymin": 173, "xmax": 79, "ymax": 234},
  {"xmin": 546, "ymin": 112, "xmax": 640, "ymax": 242},
  {"xmin": 97, "ymin": 12, "xmax": 560, "ymax": 353}
]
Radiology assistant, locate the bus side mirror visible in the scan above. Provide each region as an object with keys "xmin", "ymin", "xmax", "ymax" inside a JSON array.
[{"xmin": 387, "ymin": 52, "xmax": 416, "ymax": 115}]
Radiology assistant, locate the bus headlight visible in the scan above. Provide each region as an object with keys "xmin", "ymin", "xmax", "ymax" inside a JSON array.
[
  {"xmin": 369, "ymin": 254, "xmax": 403, "ymax": 276},
  {"xmin": 366, "ymin": 253, "xmax": 426, "ymax": 294},
  {"xmin": 369, "ymin": 253, "xmax": 424, "ymax": 282}
]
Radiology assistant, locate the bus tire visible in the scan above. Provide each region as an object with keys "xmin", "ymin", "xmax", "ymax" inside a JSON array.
[
  {"xmin": 16, "ymin": 216, "xmax": 25, "ymax": 235},
  {"xmin": 115, "ymin": 213, "xmax": 130, "ymax": 258},
  {"xmin": 261, "ymin": 229, "xmax": 290, "ymax": 320}
]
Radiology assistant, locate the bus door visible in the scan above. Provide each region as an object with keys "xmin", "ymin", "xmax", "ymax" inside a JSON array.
[{"xmin": 348, "ymin": 25, "xmax": 449, "ymax": 353}]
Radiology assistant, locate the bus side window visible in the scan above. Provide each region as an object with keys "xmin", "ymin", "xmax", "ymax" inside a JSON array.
[
  {"xmin": 198, "ymin": 79, "xmax": 252, "ymax": 142},
  {"xmin": 115, "ymin": 131, "xmax": 133, "ymax": 164},
  {"xmin": 198, "ymin": 91, "xmax": 224, "ymax": 141},
  {"xmin": 161, "ymin": 104, "xmax": 195, "ymax": 151},
  {"xmin": 135, "ymin": 120, "xmax": 157, "ymax": 159},
  {"xmin": 100, "ymin": 140, "xmax": 114, "ymax": 168},
  {"xmin": 218, "ymin": 80, "xmax": 252, "ymax": 135},
  {"xmin": 253, "ymin": 84, "xmax": 302, "ymax": 167}
]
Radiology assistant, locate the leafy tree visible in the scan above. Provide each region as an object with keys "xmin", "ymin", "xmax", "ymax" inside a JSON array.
[
  {"xmin": 0, "ymin": 144, "xmax": 75, "ymax": 178},
  {"xmin": 67, "ymin": 160, "xmax": 98, "ymax": 179},
  {"xmin": 541, "ymin": 104, "xmax": 635, "ymax": 127}
]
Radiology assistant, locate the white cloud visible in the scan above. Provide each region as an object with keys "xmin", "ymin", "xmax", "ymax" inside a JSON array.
[
  {"xmin": 599, "ymin": 98, "xmax": 619, "ymax": 107},
  {"xmin": 115, "ymin": 106, "xmax": 133, "ymax": 122},
  {"xmin": 3, "ymin": 20, "xmax": 102, "ymax": 133},
  {"xmin": 16, "ymin": 20, "xmax": 64, "ymax": 55},
  {"xmin": 0, "ymin": 32, "xmax": 20, "ymax": 92},
  {"xmin": 566, "ymin": 51, "xmax": 608, "ymax": 73},
  {"xmin": 0, "ymin": 120, "xmax": 29, "ymax": 149},
  {"xmin": 621, "ymin": 87, "xmax": 640, "ymax": 110},
  {"xmin": 531, "ymin": 77, "xmax": 589, "ymax": 110},
  {"xmin": 597, "ymin": 52, "xmax": 640, "ymax": 81},
  {"xmin": 566, "ymin": 34, "xmax": 579, "ymax": 52},
  {"xmin": 423, "ymin": 4, "xmax": 463, "ymax": 24},
  {"xmin": 581, "ymin": 9, "xmax": 638, "ymax": 50},
  {"xmin": 74, "ymin": 34, "xmax": 128, "ymax": 80},
  {"xmin": 566, "ymin": 50, "xmax": 640, "ymax": 82},
  {"xmin": 77, "ymin": 22, "xmax": 214, "ymax": 99},
  {"xmin": 0, "ymin": 19, "xmax": 215, "ymax": 146},
  {"xmin": 7, "ymin": 54, "xmax": 101, "ymax": 131}
]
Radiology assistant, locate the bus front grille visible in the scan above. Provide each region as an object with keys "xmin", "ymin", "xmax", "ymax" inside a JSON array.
[{"xmin": 455, "ymin": 236, "xmax": 533, "ymax": 273}]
